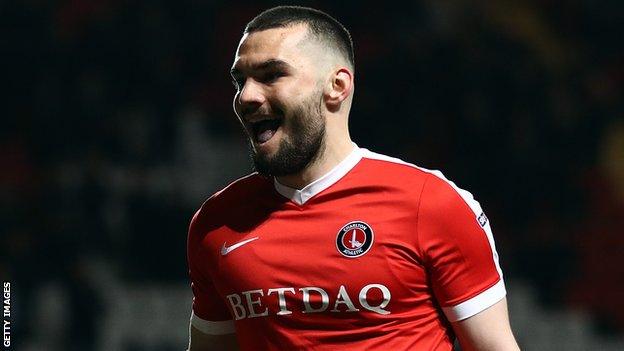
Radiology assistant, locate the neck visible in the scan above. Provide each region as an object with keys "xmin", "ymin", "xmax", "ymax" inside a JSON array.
[{"xmin": 276, "ymin": 136, "xmax": 354, "ymax": 190}]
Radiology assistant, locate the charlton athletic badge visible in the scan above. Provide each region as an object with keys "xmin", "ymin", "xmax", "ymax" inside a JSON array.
[{"xmin": 336, "ymin": 221, "xmax": 374, "ymax": 258}]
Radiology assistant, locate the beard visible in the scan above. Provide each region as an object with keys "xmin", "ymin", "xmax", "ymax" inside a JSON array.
[{"xmin": 250, "ymin": 91, "xmax": 326, "ymax": 177}]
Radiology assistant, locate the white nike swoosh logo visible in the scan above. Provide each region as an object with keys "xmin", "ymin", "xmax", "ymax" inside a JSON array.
[{"xmin": 221, "ymin": 237, "xmax": 259, "ymax": 256}]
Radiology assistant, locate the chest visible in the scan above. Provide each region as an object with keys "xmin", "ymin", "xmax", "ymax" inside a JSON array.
[{"xmin": 201, "ymin": 197, "xmax": 433, "ymax": 318}]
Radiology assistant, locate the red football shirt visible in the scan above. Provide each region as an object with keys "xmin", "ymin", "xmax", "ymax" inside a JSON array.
[{"xmin": 187, "ymin": 146, "xmax": 505, "ymax": 350}]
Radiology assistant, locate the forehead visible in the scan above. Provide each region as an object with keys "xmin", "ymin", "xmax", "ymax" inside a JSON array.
[{"xmin": 233, "ymin": 24, "xmax": 312, "ymax": 69}]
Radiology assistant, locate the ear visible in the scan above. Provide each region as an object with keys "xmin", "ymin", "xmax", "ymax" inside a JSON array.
[{"xmin": 325, "ymin": 67, "xmax": 353, "ymax": 108}]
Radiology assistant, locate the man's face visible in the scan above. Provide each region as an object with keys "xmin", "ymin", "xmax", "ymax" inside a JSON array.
[{"xmin": 231, "ymin": 24, "xmax": 326, "ymax": 177}]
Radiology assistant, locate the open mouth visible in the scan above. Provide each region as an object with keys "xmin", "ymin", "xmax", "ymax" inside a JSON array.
[{"xmin": 249, "ymin": 117, "xmax": 282, "ymax": 144}]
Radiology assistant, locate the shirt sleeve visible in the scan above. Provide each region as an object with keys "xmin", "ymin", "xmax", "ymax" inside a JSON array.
[
  {"xmin": 187, "ymin": 210, "xmax": 235, "ymax": 335},
  {"xmin": 417, "ymin": 172, "xmax": 506, "ymax": 322}
]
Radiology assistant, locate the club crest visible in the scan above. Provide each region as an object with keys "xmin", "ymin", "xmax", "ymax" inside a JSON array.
[{"xmin": 336, "ymin": 221, "xmax": 374, "ymax": 258}]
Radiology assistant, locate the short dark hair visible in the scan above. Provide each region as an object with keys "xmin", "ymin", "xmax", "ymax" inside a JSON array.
[{"xmin": 244, "ymin": 6, "xmax": 354, "ymax": 70}]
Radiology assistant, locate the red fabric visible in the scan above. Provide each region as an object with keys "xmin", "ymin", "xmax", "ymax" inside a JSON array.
[{"xmin": 187, "ymin": 155, "xmax": 503, "ymax": 350}]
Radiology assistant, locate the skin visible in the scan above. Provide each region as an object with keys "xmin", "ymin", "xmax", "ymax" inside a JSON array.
[
  {"xmin": 188, "ymin": 325, "xmax": 239, "ymax": 351},
  {"xmin": 189, "ymin": 23, "xmax": 520, "ymax": 351},
  {"xmin": 453, "ymin": 298, "xmax": 521, "ymax": 351},
  {"xmin": 230, "ymin": 23, "xmax": 355, "ymax": 189}
]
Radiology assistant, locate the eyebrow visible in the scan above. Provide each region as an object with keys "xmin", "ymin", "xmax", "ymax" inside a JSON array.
[{"xmin": 230, "ymin": 59, "xmax": 293, "ymax": 77}]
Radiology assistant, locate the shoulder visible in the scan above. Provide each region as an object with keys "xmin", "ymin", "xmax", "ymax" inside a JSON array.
[
  {"xmin": 419, "ymin": 169, "xmax": 485, "ymax": 221},
  {"xmin": 410, "ymin": 164, "xmax": 489, "ymax": 246},
  {"xmin": 357, "ymin": 148, "xmax": 462, "ymax": 197},
  {"xmin": 358, "ymin": 148, "xmax": 431, "ymax": 179},
  {"xmin": 203, "ymin": 172, "xmax": 269, "ymax": 209},
  {"xmin": 358, "ymin": 148, "xmax": 483, "ymax": 217},
  {"xmin": 188, "ymin": 172, "xmax": 271, "ymax": 238},
  {"xmin": 353, "ymin": 148, "xmax": 431, "ymax": 196}
]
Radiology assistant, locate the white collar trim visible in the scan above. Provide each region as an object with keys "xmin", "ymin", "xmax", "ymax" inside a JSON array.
[{"xmin": 274, "ymin": 144, "xmax": 362, "ymax": 205}]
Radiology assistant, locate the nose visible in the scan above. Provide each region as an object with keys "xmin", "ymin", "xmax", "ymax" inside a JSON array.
[{"xmin": 236, "ymin": 78, "xmax": 266, "ymax": 114}]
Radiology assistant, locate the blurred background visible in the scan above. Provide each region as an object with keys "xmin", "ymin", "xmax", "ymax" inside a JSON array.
[{"xmin": 2, "ymin": 0, "xmax": 623, "ymax": 350}]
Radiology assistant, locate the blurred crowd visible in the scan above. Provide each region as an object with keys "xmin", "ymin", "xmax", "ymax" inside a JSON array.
[{"xmin": 2, "ymin": 0, "xmax": 623, "ymax": 349}]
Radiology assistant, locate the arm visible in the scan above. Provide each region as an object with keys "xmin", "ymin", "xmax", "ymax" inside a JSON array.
[
  {"xmin": 416, "ymin": 174, "xmax": 517, "ymax": 349},
  {"xmin": 451, "ymin": 298, "xmax": 520, "ymax": 351},
  {"xmin": 187, "ymin": 208, "xmax": 239, "ymax": 350},
  {"xmin": 188, "ymin": 325, "xmax": 239, "ymax": 351}
]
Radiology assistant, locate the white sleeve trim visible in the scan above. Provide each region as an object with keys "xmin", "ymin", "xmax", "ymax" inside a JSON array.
[
  {"xmin": 442, "ymin": 279, "xmax": 506, "ymax": 322},
  {"xmin": 190, "ymin": 310, "xmax": 235, "ymax": 335}
]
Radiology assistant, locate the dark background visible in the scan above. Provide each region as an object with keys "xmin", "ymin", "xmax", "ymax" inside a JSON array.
[{"xmin": 2, "ymin": 1, "xmax": 623, "ymax": 350}]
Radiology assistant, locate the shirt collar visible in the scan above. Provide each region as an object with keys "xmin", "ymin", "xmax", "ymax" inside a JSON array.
[{"xmin": 273, "ymin": 144, "xmax": 362, "ymax": 205}]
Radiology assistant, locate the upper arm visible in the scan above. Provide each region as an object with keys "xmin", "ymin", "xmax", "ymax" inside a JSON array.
[
  {"xmin": 188, "ymin": 324, "xmax": 239, "ymax": 351},
  {"xmin": 187, "ymin": 209, "xmax": 238, "ymax": 350},
  {"xmin": 418, "ymin": 173, "xmax": 506, "ymax": 321},
  {"xmin": 417, "ymin": 174, "xmax": 518, "ymax": 349},
  {"xmin": 451, "ymin": 298, "xmax": 519, "ymax": 351}
]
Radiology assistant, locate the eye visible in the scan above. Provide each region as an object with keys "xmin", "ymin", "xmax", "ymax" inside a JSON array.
[
  {"xmin": 233, "ymin": 78, "xmax": 248, "ymax": 91},
  {"xmin": 260, "ymin": 70, "xmax": 285, "ymax": 83}
]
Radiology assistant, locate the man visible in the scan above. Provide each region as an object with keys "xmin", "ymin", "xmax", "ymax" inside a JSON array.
[{"xmin": 187, "ymin": 6, "xmax": 519, "ymax": 351}]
